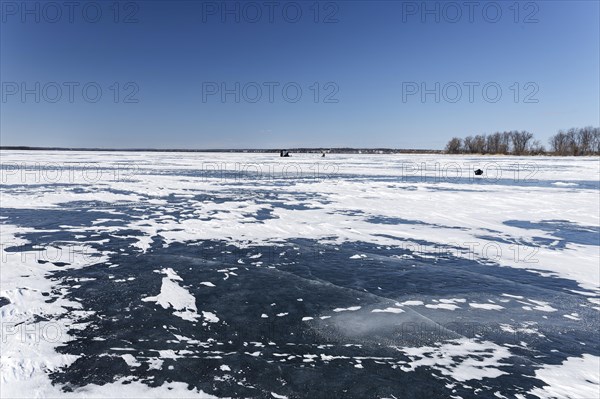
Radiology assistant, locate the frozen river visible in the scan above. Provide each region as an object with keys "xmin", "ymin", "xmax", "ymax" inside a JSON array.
[{"xmin": 1, "ymin": 151, "xmax": 599, "ymax": 398}]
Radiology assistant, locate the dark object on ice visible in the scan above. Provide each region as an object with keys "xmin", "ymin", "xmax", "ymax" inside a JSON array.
[
  {"xmin": 321, "ymin": 152, "xmax": 326, "ymax": 157},
  {"xmin": 0, "ymin": 297, "xmax": 10, "ymax": 307},
  {"xmin": 474, "ymin": 169, "xmax": 483, "ymax": 176},
  {"xmin": 280, "ymin": 150, "xmax": 290, "ymax": 157},
  {"xmin": 53, "ymin": 262, "xmax": 70, "ymax": 267}
]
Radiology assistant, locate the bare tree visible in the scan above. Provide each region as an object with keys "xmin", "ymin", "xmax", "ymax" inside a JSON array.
[
  {"xmin": 445, "ymin": 137, "xmax": 463, "ymax": 154},
  {"xmin": 500, "ymin": 132, "xmax": 511, "ymax": 154},
  {"xmin": 529, "ymin": 140, "xmax": 545, "ymax": 155},
  {"xmin": 463, "ymin": 136, "xmax": 476, "ymax": 153},
  {"xmin": 453, "ymin": 127, "xmax": 599, "ymax": 156},
  {"xmin": 473, "ymin": 135, "xmax": 487, "ymax": 154},
  {"xmin": 486, "ymin": 133, "xmax": 501, "ymax": 154},
  {"xmin": 577, "ymin": 126, "xmax": 594, "ymax": 155},
  {"xmin": 548, "ymin": 127, "xmax": 600, "ymax": 155},
  {"xmin": 549, "ymin": 130, "xmax": 567, "ymax": 155},
  {"xmin": 511, "ymin": 131, "xmax": 534, "ymax": 155},
  {"xmin": 565, "ymin": 128, "xmax": 579, "ymax": 155},
  {"xmin": 592, "ymin": 128, "xmax": 600, "ymax": 154}
]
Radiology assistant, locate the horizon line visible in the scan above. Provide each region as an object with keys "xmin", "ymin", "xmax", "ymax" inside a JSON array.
[{"xmin": 0, "ymin": 146, "xmax": 443, "ymax": 153}]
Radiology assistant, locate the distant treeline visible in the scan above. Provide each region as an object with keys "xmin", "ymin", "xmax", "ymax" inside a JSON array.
[
  {"xmin": 0, "ymin": 146, "xmax": 443, "ymax": 154},
  {"xmin": 446, "ymin": 127, "xmax": 600, "ymax": 156}
]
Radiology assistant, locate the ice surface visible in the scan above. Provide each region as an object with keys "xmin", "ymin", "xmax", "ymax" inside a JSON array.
[{"xmin": 1, "ymin": 151, "xmax": 598, "ymax": 398}]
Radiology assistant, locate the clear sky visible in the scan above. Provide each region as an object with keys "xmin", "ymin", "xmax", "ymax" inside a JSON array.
[{"xmin": 1, "ymin": 0, "xmax": 598, "ymax": 149}]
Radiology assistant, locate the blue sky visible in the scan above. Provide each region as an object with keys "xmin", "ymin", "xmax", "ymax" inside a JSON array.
[{"xmin": 1, "ymin": 0, "xmax": 598, "ymax": 149}]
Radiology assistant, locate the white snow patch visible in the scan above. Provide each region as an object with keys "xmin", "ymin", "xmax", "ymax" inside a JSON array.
[
  {"xmin": 398, "ymin": 338, "xmax": 512, "ymax": 382},
  {"xmin": 142, "ymin": 268, "xmax": 199, "ymax": 321},
  {"xmin": 425, "ymin": 303, "xmax": 460, "ymax": 311},
  {"xmin": 333, "ymin": 306, "xmax": 361, "ymax": 312},
  {"xmin": 371, "ymin": 307, "xmax": 405, "ymax": 314},
  {"xmin": 551, "ymin": 182, "xmax": 578, "ymax": 187},
  {"xmin": 529, "ymin": 354, "xmax": 600, "ymax": 399},
  {"xmin": 469, "ymin": 303, "xmax": 505, "ymax": 311},
  {"xmin": 399, "ymin": 300, "xmax": 424, "ymax": 306},
  {"xmin": 121, "ymin": 354, "xmax": 141, "ymax": 367},
  {"xmin": 202, "ymin": 311, "xmax": 219, "ymax": 323}
]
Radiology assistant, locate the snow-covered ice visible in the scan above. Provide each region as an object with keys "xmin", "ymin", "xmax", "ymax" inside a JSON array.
[{"xmin": 1, "ymin": 151, "xmax": 598, "ymax": 398}]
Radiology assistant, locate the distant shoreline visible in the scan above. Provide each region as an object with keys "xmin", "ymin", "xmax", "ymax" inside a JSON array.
[
  {"xmin": 1, "ymin": 146, "xmax": 596, "ymax": 156},
  {"xmin": 0, "ymin": 146, "xmax": 443, "ymax": 154}
]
